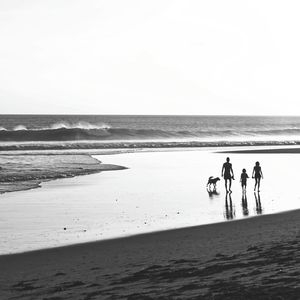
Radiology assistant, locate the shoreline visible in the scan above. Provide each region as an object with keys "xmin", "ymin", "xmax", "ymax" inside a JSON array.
[
  {"xmin": 1, "ymin": 146, "xmax": 300, "ymax": 255},
  {"xmin": 1, "ymin": 208, "xmax": 299, "ymax": 299},
  {"xmin": 220, "ymin": 147, "xmax": 300, "ymax": 153},
  {"xmin": 2, "ymin": 145, "xmax": 300, "ymax": 195},
  {"xmin": 2, "ymin": 143, "xmax": 300, "ymax": 153},
  {"xmin": 1, "ymin": 144, "xmax": 300, "ymax": 195},
  {"xmin": 2, "ymin": 138, "xmax": 300, "ymax": 154}
]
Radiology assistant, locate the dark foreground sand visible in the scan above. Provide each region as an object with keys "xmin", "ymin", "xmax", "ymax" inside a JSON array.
[{"xmin": 0, "ymin": 209, "xmax": 299, "ymax": 300}]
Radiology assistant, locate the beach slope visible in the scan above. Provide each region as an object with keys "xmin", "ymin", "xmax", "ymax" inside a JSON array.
[{"xmin": 0, "ymin": 209, "xmax": 299, "ymax": 299}]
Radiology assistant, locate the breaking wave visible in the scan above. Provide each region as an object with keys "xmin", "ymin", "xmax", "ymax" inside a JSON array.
[
  {"xmin": 48, "ymin": 121, "xmax": 110, "ymax": 130},
  {"xmin": 1, "ymin": 122, "xmax": 300, "ymax": 142},
  {"xmin": 1, "ymin": 120, "xmax": 300, "ymax": 151}
]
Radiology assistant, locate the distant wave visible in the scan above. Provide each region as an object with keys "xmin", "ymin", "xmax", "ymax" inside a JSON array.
[
  {"xmin": 0, "ymin": 127, "xmax": 172, "ymax": 141},
  {"xmin": 0, "ymin": 125, "xmax": 226, "ymax": 142},
  {"xmin": 2, "ymin": 121, "xmax": 300, "ymax": 142},
  {"xmin": 247, "ymin": 128, "xmax": 300, "ymax": 135},
  {"xmin": 48, "ymin": 121, "xmax": 110, "ymax": 130},
  {"xmin": 0, "ymin": 122, "xmax": 112, "ymax": 142},
  {"xmin": 13, "ymin": 125, "xmax": 28, "ymax": 131},
  {"xmin": 0, "ymin": 140, "xmax": 299, "ymax": 151}
]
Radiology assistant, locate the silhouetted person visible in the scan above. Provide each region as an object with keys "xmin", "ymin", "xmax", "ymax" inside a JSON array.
[
  {"xmin": 221, "ymin": 157, "xmax": 234, "ymax": 193},
  {"xmin": 224, "ymin": 192, "xmax": 235, "ymax": 220},
  {"xmin": 254, "ymin": 192, "xmax": 263, "ymax": 214},
  {"xmin": 241, "ymin": 192, "xmax": 249, "ymax": 216},
  {"xmin": 240, "ymin": 168, "xmax": 249, "ymax": 192},
  {"xmin": 252, "ymin": 161, "xmax": 263, "ymax": 192}
]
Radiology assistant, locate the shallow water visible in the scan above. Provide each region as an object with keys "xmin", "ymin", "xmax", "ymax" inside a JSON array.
[{"xmin": 0, "ymin": 150, "xmax": 300, "ymax": 254}]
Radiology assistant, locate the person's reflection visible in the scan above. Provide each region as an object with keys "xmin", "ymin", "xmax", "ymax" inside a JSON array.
[
  {"xmin": 241, "ymin": 192, "xmax": 249, "ymax": 216},
  {"xmin": 254, "ymin": 192, "xmax": 263, "ymax": 215},
  {"xmin": 207, "ymin": 186, "xmax": 220, "ymax": 199},
  {"xmin": 224, "ymin": 192, "xmax": 235, "ymax": 220}
]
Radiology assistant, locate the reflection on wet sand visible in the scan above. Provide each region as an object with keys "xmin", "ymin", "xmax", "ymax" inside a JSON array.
[
  {"xmin": 206, "ymin": 187, "xmax": 220, "ymax": 199},
  {"xmin": 241, "ymin": 192, "xmax": 249, "ymax": 216},
  {"xmin": 254, "ymin": 192, "xmax": 263, "ymax": 215},
  {"xmin": 207, "ymin": 188, "xmax": 263, "ymax": 221},
  {"xmin": 224, "ymin": 192, "xmax": 235, "ymax": 220}
]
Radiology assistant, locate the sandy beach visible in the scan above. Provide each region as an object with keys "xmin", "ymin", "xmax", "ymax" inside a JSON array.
[
  {"xmin": 0, "ymin": 208, "xmax": 299, "ymax": 299},
  {"xmin": 0, "ymin": 147, "xmax": 299, "ymax": 299},
  {"xmin": 2, "ymin": 148, "xmax": 300, "ymax": 254}
]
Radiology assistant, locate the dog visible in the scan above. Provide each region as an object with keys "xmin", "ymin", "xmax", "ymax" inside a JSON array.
[{"xmin": 207, "ymin": 176, "xmax": 220, "ymax": 189}]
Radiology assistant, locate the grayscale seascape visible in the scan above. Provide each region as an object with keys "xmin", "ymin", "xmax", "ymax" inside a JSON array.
[{"xmin": 1, "ymin": 1, "xmax": 299, "ymax": 299}]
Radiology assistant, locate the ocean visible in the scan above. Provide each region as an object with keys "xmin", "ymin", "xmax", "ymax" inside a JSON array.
[{"xmin": 1, "ymin": 115, "xmax": 300, "ymax": 151}]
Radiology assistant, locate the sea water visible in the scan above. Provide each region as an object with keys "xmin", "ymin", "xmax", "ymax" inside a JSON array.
[{"xmin": 1, "ymin": 115, "xmax": 300, "ymax": 150}]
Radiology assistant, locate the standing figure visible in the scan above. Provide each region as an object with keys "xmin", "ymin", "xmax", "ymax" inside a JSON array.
[
  {"xmin": 240, "ymin": 168, "xmax": 249, "ymax": 192},
  {"xmin": 221, "ymin": 157, "xmax": 234, "ymax": 193},
  {"xmin": 252, "ymin": 161, "xmax": 263, "ymax": 192}
]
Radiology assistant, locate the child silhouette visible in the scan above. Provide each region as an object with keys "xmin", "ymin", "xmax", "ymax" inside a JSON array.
[{"xmin": 240, "ymin": 168, "xmax": 249, "ymax": 192}]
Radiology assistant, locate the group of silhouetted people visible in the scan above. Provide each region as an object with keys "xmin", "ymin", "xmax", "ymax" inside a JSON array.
[{"xmin": 221, "ymin": 157, "xmax": 263, "ymax": 193}]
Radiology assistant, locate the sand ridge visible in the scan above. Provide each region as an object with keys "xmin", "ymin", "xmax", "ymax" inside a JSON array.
[{"xmin": 0, "ymin": 154, "xmax": 126, "ymax": 194}]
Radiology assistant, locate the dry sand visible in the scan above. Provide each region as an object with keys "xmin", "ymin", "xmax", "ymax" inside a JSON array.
[{"xmin": 0, "ymin": 209, "xmax": 299, "ymax": 299}]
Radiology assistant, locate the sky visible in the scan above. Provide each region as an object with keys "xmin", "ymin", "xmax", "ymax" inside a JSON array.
[{"xmin": 1, "ymin": 0, "xmax": 300, "ymax": 115}]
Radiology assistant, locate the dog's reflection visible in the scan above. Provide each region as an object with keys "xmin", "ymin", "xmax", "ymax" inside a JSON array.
[
  {"xmin": 241, "ymin": 192, "xmax": 249, "ymax": 216},
  {"xmin": 254, "ymin": 192, "xmax": 263, "ymax": 215},
  {"xmin": 206, "ymin": 186, "xmax": 220, "ymax": 199},
  {"xmin": 224, "ymin": 192, "xmax": 235, "ymax": 220}
]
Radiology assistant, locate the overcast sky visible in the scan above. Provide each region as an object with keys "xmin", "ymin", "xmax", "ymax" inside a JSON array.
[{"xmin": 1, "ymin": 0, "xmax": 300, "ymax": 115}]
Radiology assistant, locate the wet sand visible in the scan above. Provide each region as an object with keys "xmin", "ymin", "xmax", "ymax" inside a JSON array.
[
  {"xmin": 2, "ymin": 150, "xmax": 300, "ymax": 254},
  {"xmin": 0, "ymin": 154, "xmax": 126, "ymax": 194},
  {"xmin": 223, "ymin": 147, "xmax": 300, "ymax": 153},
  {"xmin": 0, "ymin": 208, "xmax": 299, "ymax": 299}
]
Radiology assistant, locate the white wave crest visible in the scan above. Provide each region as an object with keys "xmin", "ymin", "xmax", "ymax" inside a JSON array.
[
  {"xmin": 50, "ymin": 121, "xmax": 110, "ymax": 130},
  {"xmin": 13, "ymin": 125, "xmax": 27, "ymax": 131}
]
